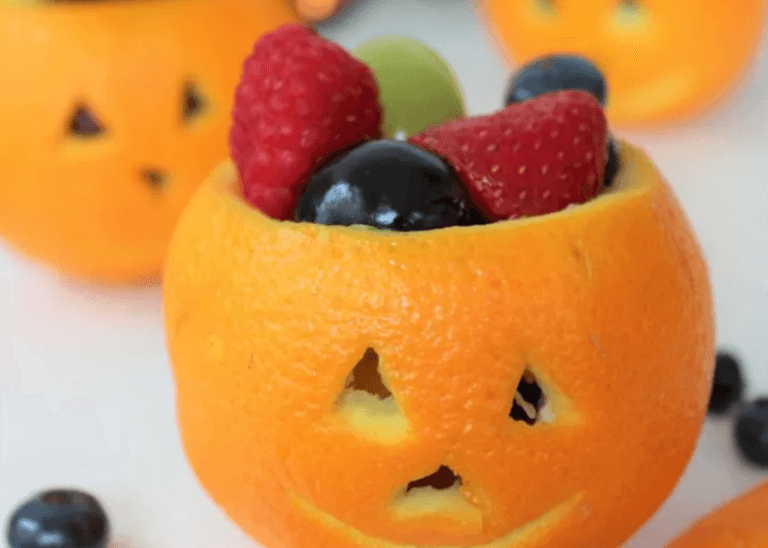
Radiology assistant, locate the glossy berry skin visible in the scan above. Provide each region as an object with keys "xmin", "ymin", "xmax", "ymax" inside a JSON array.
[
  {"xmin": 505, "ymin": 54, "xmax": 607, "ymax": 107},
  {"xmin": 295, "ymin": 139, "xmax": 483, "ymax": 231},
  {"xmin": 735, "ymin": 398, "xmax": 768, "ymax": 467},
  {"xmin": 604, "ymin": 138, "xmax": 620, "ymax": 187},
  {"xmin": 6, "ymin": 489, "xmax": 109, "ymax": 548},
  {"xmin": 708, "ymin": 351, "xmax": 745, "ymax": 415}
]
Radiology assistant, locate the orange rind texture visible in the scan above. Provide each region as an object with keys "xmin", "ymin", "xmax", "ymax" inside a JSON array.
[
  {"xmin": 477, "ymin": 0, "xmax": 768, "ymax": 127},
  {"xmin": 294, "ymin": 0, "xmax": 353, "ymax": 21},
  {"xmin": 0, "ymin": 0, "xmax": 297, "ymax": 284},
  {"xmin": 163, "ymin": 142, "xmax": 714, "ymax": 548},
  {"xmin": 665, "ymin": 480, "xmax": 768, "ymax": 548}
]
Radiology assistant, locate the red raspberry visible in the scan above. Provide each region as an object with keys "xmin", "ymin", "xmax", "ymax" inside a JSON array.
[{"xmin": 230, "ymin": 24, "xmax": 382, "ymax": 219}]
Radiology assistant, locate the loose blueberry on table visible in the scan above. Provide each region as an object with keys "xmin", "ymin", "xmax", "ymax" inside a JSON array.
[
  {"xmin": 708, "ymin": 350, "xmax": 745, "ymax": 415},
  {"xmin": 734, "ymin": 397, "xmax": 768, "ymax": 467},
  {"xmin": 6, "ymin": 489, "xmax": 109, "ymax": 548}
]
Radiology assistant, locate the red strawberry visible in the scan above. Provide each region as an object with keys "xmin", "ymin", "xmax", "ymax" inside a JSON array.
[
  {"xmin": 230, "ymin": 24, "xmax": 382, "ymax": 219},
  {"xmin": 410, "ymin": 90, "xmax": 608, "ymax": 220}
]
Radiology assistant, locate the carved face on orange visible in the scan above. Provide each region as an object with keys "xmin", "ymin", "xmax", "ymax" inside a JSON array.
[
  {"xmin": 478, "ymin": 0, "xmax": 767, "ymax": 126},
  {"xmin": 0, "ymin": 0, "xmax": 296, "ymax": 284},
  {"xmin": 164, "ymin": 144, "xmax": 715, "ymax": 548}
]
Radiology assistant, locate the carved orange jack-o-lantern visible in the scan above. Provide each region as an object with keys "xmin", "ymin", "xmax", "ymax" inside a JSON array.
[
  {"xmin": 163, "ymin": 143, "xmax": 715, "ymax": 548},
  {"xmin": 0, "ymin": 0, "xmax": 297, "ymax": 284},
  {"xmin": 477, "ymin": 0, "xmax": 768, "ymax": 127}
]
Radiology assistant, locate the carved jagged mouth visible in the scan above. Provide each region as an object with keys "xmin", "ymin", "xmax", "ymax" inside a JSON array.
[{"xmin": 292, "ymin": 491, "xmax": 584, "ymax": 548}]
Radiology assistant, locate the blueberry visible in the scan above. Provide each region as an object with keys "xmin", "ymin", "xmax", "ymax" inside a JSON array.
[
  {"xmin": 604, "ymin": 138, "xmax": 620, "ymax": 188},
  {"xmin": 735, "ymin": 398, "xmax": 768, "ymax": 467},
  {"xmin": 504, "ymin": 54, "xmax": 607, "ymax": 107},
  {"xmin": 295, "ymin": 139, "xmax": 484, "ymax": 231},
  {"xmin": 6, "ymin": 489, "xmax": 109, "ymax": 548},
  {"xmin": 708, "ymin": 351, "xmax": 745, "ymax": 415}
]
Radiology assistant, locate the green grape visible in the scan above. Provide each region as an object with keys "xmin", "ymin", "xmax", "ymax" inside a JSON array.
[{"xmin": 354, "ymin": 35, "xmax": 465, "ymax": 138}]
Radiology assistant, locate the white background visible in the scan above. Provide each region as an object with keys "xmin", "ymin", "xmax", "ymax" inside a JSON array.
[{"xmin": 1, "ymin": 0, "xmax": 767, "ymax": 546}]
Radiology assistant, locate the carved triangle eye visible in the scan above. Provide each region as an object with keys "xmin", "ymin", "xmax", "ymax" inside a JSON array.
[
  {"xmin": 182, "ymin": 82, "xmax": 205, "ymax": 122},
  {"xmin": 391, "ymin": 464, "xmax": 481, "ymax": 523},
  {"xmin": 614, "ymin": 0, "xmax": 648, "ymax": 26},
  {"xmin": 344, "ymin": 348, "xmax": 392, "ymax": 399},
  {"xmin": 534, "ymin": 0, "xmax": 557, "ymax": 14},
  {"xmin": 510, "ymin": 369, "xmax": 553, "ymax": 425},
  {"xmin": 334, "ymin": 348, "xmax": 410, "ymax": 444},
  {"xmin": 68, "ymin": 104, "xmax": 105, "ymax": 137}
]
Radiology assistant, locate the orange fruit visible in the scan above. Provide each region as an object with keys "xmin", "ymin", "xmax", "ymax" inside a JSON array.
[
  {"xmin": 0, "ymin": 0, "xmax": 297, "ymax": 284},
  {"xmin": 665, "ymin": 480, "xmax": 768, "ymax": 547},
  {"xmin": 477, "ymin": 0, "xmax": 767, "ymax": 127},
  {"xmin": 163, "ymin": 142, "xmax": 714, "ymax": 548},
  {"xmin": 293, "ymin": 0, "xmax": 353, "ymax": 20}
]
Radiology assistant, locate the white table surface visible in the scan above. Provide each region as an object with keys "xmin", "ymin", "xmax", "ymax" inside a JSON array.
[{"xmin": 1, "ymin": 0, "xmax": 767, "ymax": 546}]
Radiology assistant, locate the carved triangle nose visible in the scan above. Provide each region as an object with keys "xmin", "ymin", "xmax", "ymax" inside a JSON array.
[{"xmin": 391, "ymin": 464, "xmax": 482, "ymax": 527}]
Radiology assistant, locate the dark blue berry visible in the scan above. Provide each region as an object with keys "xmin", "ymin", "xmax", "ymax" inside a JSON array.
[
  {"xmin": 6, "ymin": 489, "xmax": 109, "ymax": 548},
  {"xmin": 735, "ymin": 398, "xmax": 768, "ymax": 467},
  {"xmin": 708, "ymin": 351, "xmax": 745, "ymax": 415},
  {"xmin": 504, "ymin": 54, "xmax": 607, "ymax": 107},
  {"xmin": 604, "ymin": 138, "xmax": 620, "ymax": 187},
  {"xmin": 295, "ymin": 139, "xmax": 485, "ymax": 231}
]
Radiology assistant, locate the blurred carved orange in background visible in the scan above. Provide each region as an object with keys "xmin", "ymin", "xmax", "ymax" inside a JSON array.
[
  {"xmin": 665, "ymin": 480, "xmax": 768, "ymax": 547},
  {"xmin": 478, "ymin": 0, "xmax": 767, "ymax": 127},
  {"xmin": 0, "ymin": 0, "xmax": 296, "ymax": 284}
]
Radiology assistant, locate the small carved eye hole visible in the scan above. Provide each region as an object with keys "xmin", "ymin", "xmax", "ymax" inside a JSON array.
[
  {"xmin": 613, "ymin": 0, "xmax": 649, "ymax": 28},
  {"xmin": 68, "ymin": 104, "xmax": 105, "ymax": 138},
  {"xmin": 182, "ymin": 82, "xmax": 206, "ymax": 123},
  {"xmin": 534, "ymin": 0, "xmax": 557, "ymax": 15},
  {"xmin": 143, "ymin": 169, "xmax": 168, "ymax": 190},
  {"xmin": 510, "ymin": 369, "xmax": 553, "ymax": 425}
]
